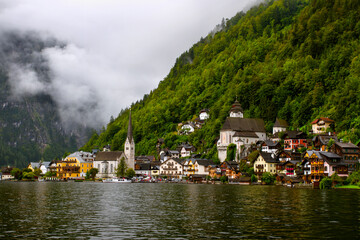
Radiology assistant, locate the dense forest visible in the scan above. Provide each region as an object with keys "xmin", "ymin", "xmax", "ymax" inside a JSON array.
[{"xmin": 81, "ymin": 0, "xmax": 360, "ymax": 160}]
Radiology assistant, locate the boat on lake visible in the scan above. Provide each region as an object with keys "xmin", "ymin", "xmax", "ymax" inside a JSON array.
[{"xmin": 102, "ymin": 178, "xmax": 132, "ymax": 183}]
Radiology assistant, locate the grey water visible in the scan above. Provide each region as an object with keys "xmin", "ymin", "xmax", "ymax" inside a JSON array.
[{"xmin": 0, "ymin": 182, "xmax": 359, "ymax": 239}]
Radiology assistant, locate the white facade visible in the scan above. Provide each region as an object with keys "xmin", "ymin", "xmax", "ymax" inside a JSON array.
[
  {"xmin": 230, "ymin": 111, "xmax": 243, "ymax": 118},
  {"xmin": 180, "ymin": 147, "xmax": 191, "ymax": 158},
  {"xmin": 273, "ymin": 126, "xmax": 286, "ymax": 135},
  {"xmin": 199, "ymin": 112, "xmax": 209, "ymax": 120},
  {"xmin": 160, "ymin": 159, "xmax": 184, "ymax": 179},
  {"xmin": 181, "ymin": 124, "xmax": 195, "ymax": 134}
]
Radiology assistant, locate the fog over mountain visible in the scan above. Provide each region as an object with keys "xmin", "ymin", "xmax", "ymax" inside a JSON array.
[{"xmin": 0, "ymin": 0, "xmax": 257, "ymax": 129}]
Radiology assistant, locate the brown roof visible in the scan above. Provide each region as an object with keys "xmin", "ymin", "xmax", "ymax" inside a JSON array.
[
  {"xmin": 284, "ymin": 130, "xmax": 306, "ymax": 139},
  {"xmin": 221, "ymin": 118, "xmax": 265, "ymax": 132},
  {"xmin": 233, "ymin": 131, "xmax": 259, "ymax": 138},
  {"xmin": 311, "ymin": 117, "xmax": 334, "ymax": 124},
  {"xmin": 274, "ymin": 118, "xmax": 289, "ymax": 128},
  {"xmin": 334, "ymin": 142, "xmax": 359, "ymax": 149},
  {"xmin": 229, "ymin": 100, "xmax": 243, "ymax": 113},
  {"xmin": 95, "ymin": 151, "xmax": 124, "ymax": 161}
]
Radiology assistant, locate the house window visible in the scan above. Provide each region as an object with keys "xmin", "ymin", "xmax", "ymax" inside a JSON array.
[
  {"xmin": 126, "ymin": 147, "xmax": 129, "ymax": 150},
  {"xmin": 324, "ymin": 166, "xmax": 327, "ymax": 171}
]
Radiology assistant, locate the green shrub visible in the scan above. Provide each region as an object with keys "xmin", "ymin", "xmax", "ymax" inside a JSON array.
[
  {"xmin": 220, "ymin": 175, "xmax": 228, "ymax": 183},
  {"xmin": 320, "ymin": 177, "xmax": 332, "ymax": 189},
  {"xmin": 251, "ymin": 174, "xmax": 257, "ymax": 183},
  {"xmin": 261, "ymin": 172, "xmax": 275, "ymax": 185}
]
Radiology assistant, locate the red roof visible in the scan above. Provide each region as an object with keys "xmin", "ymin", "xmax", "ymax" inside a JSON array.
[{"xmin": 311, "ymin": 117, "xmax": 334, "ymax": 124}]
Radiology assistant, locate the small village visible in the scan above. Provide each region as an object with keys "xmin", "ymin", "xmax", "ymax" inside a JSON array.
[{"xmin": 1, "ymin": 100, "xmax": 360, "ymax": 189}]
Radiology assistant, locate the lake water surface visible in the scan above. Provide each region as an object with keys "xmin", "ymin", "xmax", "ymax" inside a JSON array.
[{"xmin": 0, "ymin": 182, "xmax": 360, "ymax": 239}]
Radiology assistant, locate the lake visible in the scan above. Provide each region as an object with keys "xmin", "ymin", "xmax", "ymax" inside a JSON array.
[{"xmin": 0, "ymin": 182, "xmax": 359, "ymax": 239}]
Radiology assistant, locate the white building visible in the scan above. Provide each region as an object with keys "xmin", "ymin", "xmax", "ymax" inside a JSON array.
[
  {"xmin": 199, "ymin": 109, "xmax": 210, "ymax": 121},
  {"xmin": 217, "ymin": 100, "xmax": 267, "ymax": 162},
  {"xmin": 94, "ymin": 151, "xmax": 126, "ymax": 178},
  {"xmin": 273, "ymin": 118, "xmax": 288, "ymax": 135},
  {"xmin": 160, "ymin": 158, "xmax": 184, "ymax": 179}
]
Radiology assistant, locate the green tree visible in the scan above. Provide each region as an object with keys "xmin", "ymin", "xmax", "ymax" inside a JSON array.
[
  {"xmin": 226, "ymin": 143, "xmax": 236, "ymax": 161},
  {"xmin": 85, "ymin": 170, "xmax": 90, "ymax": 180},
  {"xmin": 116, "ymin": 157, "xmax": 127, "ymax": 177},
  {"xmin": 125, "ymin": 168, "xmax": 135, "ymax": 178},
  {"xmin": 261, "ymin": 172, "xmax": 275, "ymax": 185},
  {"xmin": 44, "ymin": 171, "xmax": 56, "ymax": 178},
  {"xmin": 248, "ymin": 150, "xmax": 260, "ymax": 165},
  {"xmin": 11, "ymin": 168, "xmax": 22, "ymax": 180},
  {"xmin": 22, "ymin": 171, "xmax": 35, "ymax": 180},
  {"xmin": 89, "ymin": 168, "xmax": 99, "ymax": 180}
]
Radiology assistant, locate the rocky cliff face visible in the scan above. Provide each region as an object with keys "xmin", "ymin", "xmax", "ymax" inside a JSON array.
[{"xmin": 0, "ymin": 32, "xmax": 90, "ymax": 168}]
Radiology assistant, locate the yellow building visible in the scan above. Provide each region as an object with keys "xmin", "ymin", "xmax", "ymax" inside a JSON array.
[
  {"xmin": 254, "ymin": 152, "xmax": 278, "ymax": 177},
  {"xmin": 57, "ymin": 151, "xmax": 94, "ymax": 180}
]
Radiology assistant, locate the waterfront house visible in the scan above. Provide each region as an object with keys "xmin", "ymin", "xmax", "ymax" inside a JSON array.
[
  {"xmin": 27, "ymin": 162, "xmax": 40, "ymax": 171},
  {"xmin": 220, "ymin": 161, "xmax": 240, "ymax": 180},
  {"xmin": 40, "ymin": 162, "xmax": 51, "ymax": 174},
  {"xmin": 273, "ymin": 118, "xmax": 288, "ymax": 135},
  {"xmin": 305, "ymin": 150, "xmax": 348, "ymax": 183},
  {"xmin": 254, "ymin": 152, "xmax": 278, "ymax": 176},
  {"xmin": 283, "ymin": 131, "xmax": 307, "ymax": 151},
  {"xmin": 150, "ymin": 161, "xmax": 161, "ymax": 178},
  {"xmin": 0, "ymin": 166, "xmax": 13, "ymax": 180},
  {"xmin": 217, "ymin": 99, "xmax": 266, "ymax": 161},
  {"xmin": 194, "ymin": 159, "xmax": 214, "ymax": 176},
  {"xmin": 160, "ymin": 158, "xmax": 184, "ymax": 179},
  {"xmin": 311, "ymin": 117, "xmax": 334, "ymax": 134},
  {"xmin": 135, "ymin": 163, "xmax": 151, "ymax": 178},
  {"xmin": 330, "ymin": 141, "xmax": 359, "ymax": 173},
  {"xmin": 57, "ymin": 151, "xmax": 94, "ymax": 180},
  {"xmin": 208, "ymin": 165, "xmax": 221, "ymax": 179},
  {"xmin": 183, "ymin": 159, "xmax": 195, "ymax": 176}
]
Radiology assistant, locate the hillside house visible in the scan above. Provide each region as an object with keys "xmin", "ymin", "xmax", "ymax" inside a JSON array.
[
  {"xmin": 261, "ymin": 140, "xmax": 281, "ymax": 154},
  {"xmin": 312, "ymin": 133, "xmax": 338, "ymax": 151},
  {"xmin": 283, "ymin": 131, "xmax": 307, "ymax": 151},
  {"xmin": 311, "ymin": 117, "xmax": 334, "ymax": 134},
  {"xmin": 273, "ymin": 118, "xmax": 288, "ymax": 135},
  {"xmin": 220, "ymin": 161, "xmax": 240, "ymax": 180}
]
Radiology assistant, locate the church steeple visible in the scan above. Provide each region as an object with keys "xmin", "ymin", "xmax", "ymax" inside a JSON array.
[
  {"xmin": 127, "ymin": 109, "xmax": 133, "ymax": 143},
  {"xmin": 124, "ymin": 109, "xmax": 135, "ymax": 169}
]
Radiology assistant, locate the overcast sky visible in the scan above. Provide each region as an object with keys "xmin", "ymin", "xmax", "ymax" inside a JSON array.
[{"xmin": 0, "ymin": 0, "xmax": 258, "ymax": 128}]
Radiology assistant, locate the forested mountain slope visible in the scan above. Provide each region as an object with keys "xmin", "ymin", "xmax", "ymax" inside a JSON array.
[
  {"xmin": 0, "ymin": 33, "xmax": 89, "ymax": 168},
  {"xmin": 82, "ymin": 0, "xmax": 360, "ymax": 160}
]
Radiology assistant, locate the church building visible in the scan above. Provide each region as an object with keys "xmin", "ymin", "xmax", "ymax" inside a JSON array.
[{"xmin": 217, "ymin": 100, "xmax": 267, "ymax": 162}]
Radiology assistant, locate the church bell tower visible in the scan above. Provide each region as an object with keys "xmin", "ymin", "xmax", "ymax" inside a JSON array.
[{"xmin": 124, "ymin": 110, "xmax": 135, "ymax": 169}]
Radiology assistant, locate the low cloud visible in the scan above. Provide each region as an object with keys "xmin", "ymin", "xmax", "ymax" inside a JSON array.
[{"xmin": 0, "ymin": 0, "xmax": 258, "ymax": 129}]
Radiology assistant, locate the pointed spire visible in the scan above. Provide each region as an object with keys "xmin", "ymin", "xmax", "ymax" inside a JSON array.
[{"xmin": 127, "ymin": 109, "xmax": 133, "ymax": 143}]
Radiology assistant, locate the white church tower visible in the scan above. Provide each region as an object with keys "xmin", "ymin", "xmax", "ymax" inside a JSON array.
[
  {"xmin": 229, "ymin": 99, "xmax": 243, "ymax": 118},
  {"xmin": 124, "ymin": 110, "xmax": 135, "ymax": 169}
]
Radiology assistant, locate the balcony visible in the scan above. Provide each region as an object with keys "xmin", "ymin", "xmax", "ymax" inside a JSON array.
[
  {"xmin": 62, "ymin": 166, "xmax": 80, "ymax": 172},
  {"xmin": 162, "ymin": 167, "xmax": 178, "ymax": 171},
  {"xmin": 257, "ymin": 165, "xmax": 264, "ymax": 169}
]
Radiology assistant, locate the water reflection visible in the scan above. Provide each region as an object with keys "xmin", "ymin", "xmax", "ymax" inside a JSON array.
[{"xmin": 0, "ymin": 182, "xmax": 360, "ymax": 239}]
